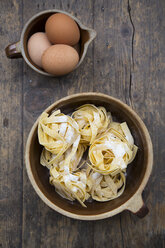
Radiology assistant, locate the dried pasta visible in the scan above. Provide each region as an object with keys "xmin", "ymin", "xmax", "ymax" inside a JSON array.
[
  {"xmin": 72, "ymin": 104, "xmax": 110, "ymax": 144},
  {"xmin": 38, "ymin": 104, "xmax": 138, "ymax": 207},
  {"xmin": 86, "ymin": 169, "xmax": 126, "ymax": 202},
  {"xmin": 88, "ymin": 122, "xmax": 138, "ymax": 175},
  {"xmin": 38, "ymin": 110, "xmax": 80, "ymax": 165}
]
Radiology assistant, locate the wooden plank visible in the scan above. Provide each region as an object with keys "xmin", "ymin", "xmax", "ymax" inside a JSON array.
[
  {"xmin": 93, "ymin": 0, "xmax": 133, "ymax": 104},
  {"xmin": 93, "ymin": 0, "xmax": 134, "ymax": 247},
  {"xmin": 1, "ymin": 0, "xmax": 164, "ymax": 247},
  {"xmin": 120, "ymin": 0, "xmax": 165, "ymax": 247},
  {"xmin": 0, "ymin": 0, "xmax": 23, "ymax": 248},
  {"xmin": 22, "ymin": 1, "xmax": 94, "ymax": 247}
]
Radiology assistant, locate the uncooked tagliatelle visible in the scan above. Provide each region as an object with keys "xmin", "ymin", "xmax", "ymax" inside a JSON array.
[
  {"xmin": 88, "ymin": 122, "xmax": 138, "ymax": 175},
  {"xmin": 38, "ymin": 104, "xmax": 138, "ymax": 207},
  {"xmin": 72, "ymin": 104, "xmax": 111, "ymax": 144}
]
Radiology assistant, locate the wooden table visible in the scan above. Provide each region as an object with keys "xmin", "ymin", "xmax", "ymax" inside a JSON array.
[{"xmin": 1, "ymin": 0, "xmax": 164, "ymax": 247}]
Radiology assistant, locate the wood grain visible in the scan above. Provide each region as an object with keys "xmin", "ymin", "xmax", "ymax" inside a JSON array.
[
  {"xmin": 120, "ymin": 1, "xmax": 165, "ymax": 247},
  {"xmin": 0, "ymin": 0, "xmax": 164, "ymax": 247},
  {"xmin": 93, "ymin": 0, "xmax": 135, "ymax": 247},
  {"xmin": 22, "ymin": 1, "xmax": 94, "ymax": 248},
  {"xmin": 0, "ymin": 1, "xmax": 23, "ymax": 248}
]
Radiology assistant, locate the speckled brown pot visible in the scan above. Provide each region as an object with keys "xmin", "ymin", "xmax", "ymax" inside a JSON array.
[
  {"xmin": 5, "ymin": 9, "xmax": 96, "ymax": 76},
  {"xmin": 25, "ymin": 93, "xmax": 153, "ymax": 220}
]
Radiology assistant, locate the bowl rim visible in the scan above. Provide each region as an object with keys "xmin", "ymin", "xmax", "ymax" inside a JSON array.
[{"xmin": 25, "ymin": 92, "xmax": 153, "ymax": 220}]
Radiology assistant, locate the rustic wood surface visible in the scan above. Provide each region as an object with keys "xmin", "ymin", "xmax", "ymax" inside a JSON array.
[{"xmin": 0, "ymin": 0, "xmax": 164, "ymax": 247}]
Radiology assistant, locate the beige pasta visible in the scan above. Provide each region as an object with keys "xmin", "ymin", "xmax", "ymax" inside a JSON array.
[
  {"xmin": 72, "ymin": 104, "xmax": 110, "ymax": 144},
  {"xmin": 88, "ymin": 123, "xmax": 137, "ymax": 175},
  {"xmin": 50, "ymin": 166, "xmax": 88, "ymax": 207},
  {"xmin": 86, "ymin": 169, "xmax": 126, "ymax": 202},
  {"xmin": 38, "ymin": 110, "xmax": 80, "ymax": 165},
  {"xmin": 38, "ymin": 105, "xmax": 138, "ymax": 207}
]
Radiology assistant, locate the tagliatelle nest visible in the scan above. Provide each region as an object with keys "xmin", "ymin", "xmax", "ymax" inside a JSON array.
[
  {"xmin": 38, "ymin": 110, "xmax": 80, "ymax": 164},
  {"xmin": 38, "ymin": 104, "xmax": 138, "ymax": 207},
  {"xmin": 50, "ymin": 167, "xmax": 88, "ymax": 207},
  {"xmin": 72, "ymin": 104, "xmax": 111, "ymax": 144},
  {"xmin": 88, "ymin": 122, "xmax": 138, "ymax": 175},
  {"xmin": 86, "ymin": 168, "xmax": 126, "ymax": 202}
]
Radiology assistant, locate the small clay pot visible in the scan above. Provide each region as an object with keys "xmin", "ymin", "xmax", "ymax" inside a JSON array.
[{"xmin": 5, "ymin": 10, "xmax": 96, "ymax": 76}]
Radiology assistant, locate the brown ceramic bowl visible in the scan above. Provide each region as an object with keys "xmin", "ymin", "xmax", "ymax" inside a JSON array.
[
  {"xmin": 5, "ymin": 10, "xmax": 96, "ymax": 76},
  {"xmin": 25, "ymin": 93, "xmax": 153, "ymax": 220}
]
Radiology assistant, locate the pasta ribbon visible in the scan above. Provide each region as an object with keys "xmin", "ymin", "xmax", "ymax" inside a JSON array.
[
  {"xmin": 87, "ymin": 169, "xmax": 126, "ymax": 202},
  {"xmin": 38, "ymin": 110, "xmax": 80, "ymax": 164},
  {"xmin": 50, "ymin": 166, "xmax": 88, "ymax": 207},
  {"xmin": 38, "ymin": 106, "xmax": 138, "ymax": 207},
  {"xmin": 40, "ymin": 141, "xmax": 87, "ymax": 172},
  {"xmin": 88, "ymin": 122, "xmax": 137, "ymax": 175},
  {"xmin": 72, "ymin": 104, "xmax": 110, "ymax": 144}
]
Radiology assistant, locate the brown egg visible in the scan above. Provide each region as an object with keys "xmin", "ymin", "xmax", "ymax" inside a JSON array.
[
  {"xmin": 27, "ymin": 32, "xmax": 51, "ymax": 67},
  {"xmin": 42, "ymin": 44, "xmax": 79, "ymax": 76},
  {"xmin": 45, "ymin": 13, "xmax": 80, "ymax": 45}
]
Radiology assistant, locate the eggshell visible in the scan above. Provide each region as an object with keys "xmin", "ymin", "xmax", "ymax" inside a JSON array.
[
  {"xmin": 45, "ymin": 13, "xmax": 80, "ymax": 45},
  {"xmin": 41, "ymin": 44, "xmax": 79, "ymax": 76},
  {"xmin": 27, "ymin": 32, "xmax": 51, "ymax": 67}
]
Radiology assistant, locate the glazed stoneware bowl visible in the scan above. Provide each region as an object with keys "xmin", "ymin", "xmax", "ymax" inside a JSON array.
[
  {"xmin": 25, "ymin": 93, "xmax": 153, "ymax": 220},
  {"xmin": 5, "ymin": 9, "xmax": 96, "ymax": 76}
]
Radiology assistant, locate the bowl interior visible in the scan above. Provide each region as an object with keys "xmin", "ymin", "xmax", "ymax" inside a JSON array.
[
  {"xmin": 28, "ymin": 95, "xmax": 149, "ymax": 216},
  {"xmin": 23, "ymin": 11, "xmax": 89, "ymax": 73}
]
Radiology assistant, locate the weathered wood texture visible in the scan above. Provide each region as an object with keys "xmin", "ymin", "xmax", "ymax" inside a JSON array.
[
  {"xmin": 0, "ymin": 0, "xmax": 164, "ymax": 247},
  {"xmin": 0, "ymin": 1, "xmax": 23, "ymax": 248}
]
